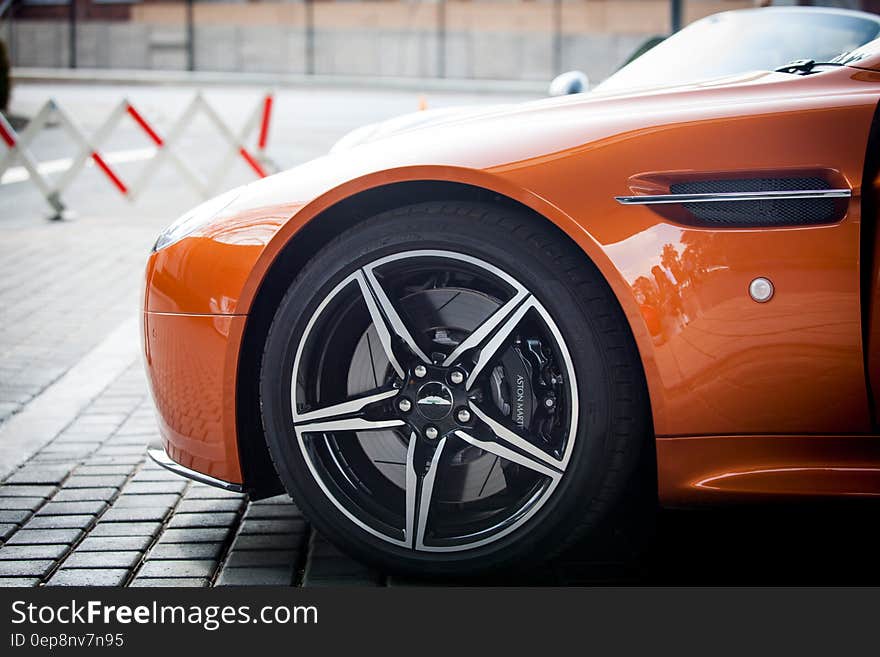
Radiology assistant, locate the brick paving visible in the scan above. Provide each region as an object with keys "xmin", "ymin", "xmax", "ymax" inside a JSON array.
[
  {"xmin": 0, "ymin": 221, "xmax": 159, "ymax": 426},
  {"xmin": 0, "ymin": 364, "xmax": 298, "ymax": 587}
]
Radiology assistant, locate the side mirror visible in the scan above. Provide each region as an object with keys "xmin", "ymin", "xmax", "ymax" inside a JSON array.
[{"xmin": 548, "ymin": 70, "xmax": 590, "ymax": 96}]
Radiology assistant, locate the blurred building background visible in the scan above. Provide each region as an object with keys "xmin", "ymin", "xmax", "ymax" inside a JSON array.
[{"xmin": 1, "ymin": 0, "xmax": 878, "ymax": 82}]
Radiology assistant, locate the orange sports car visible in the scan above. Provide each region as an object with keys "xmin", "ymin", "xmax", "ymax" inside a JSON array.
[{"xmin": 144, "ymin": 37, "xmax": 880, "ymax": 575}]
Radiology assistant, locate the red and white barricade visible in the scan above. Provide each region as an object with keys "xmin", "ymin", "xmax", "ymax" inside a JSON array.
[{"xmin": 0, "ymin": 91, "xmax": 277, "ymax": 219}]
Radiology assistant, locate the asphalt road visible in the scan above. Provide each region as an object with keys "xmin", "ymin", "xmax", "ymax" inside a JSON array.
[{"xmin": 1, "ymin": 82, "xmax": 879, "ymax": 586}]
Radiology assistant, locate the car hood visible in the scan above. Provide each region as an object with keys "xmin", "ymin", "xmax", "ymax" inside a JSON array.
[
  {"xmin": 329, "ymin": 104, "xmax": 514, "ymax": 152},
  {"xmin": 221, "ymin": 67, "xmax": 856, "ymax": 220},
  {"xmin": 327, "ymin": 70, "xmax": 783, "ymax": 152}
]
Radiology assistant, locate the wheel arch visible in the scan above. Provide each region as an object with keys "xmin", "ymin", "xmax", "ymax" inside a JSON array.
[{"xmin": 235, "ymin": 176, "xmax": 659, "ymax": 498}]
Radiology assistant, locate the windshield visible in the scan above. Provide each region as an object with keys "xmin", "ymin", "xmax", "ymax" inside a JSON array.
[{"xmin": 595, "ymin": 9, "xmax": 880, "ymax": 93}]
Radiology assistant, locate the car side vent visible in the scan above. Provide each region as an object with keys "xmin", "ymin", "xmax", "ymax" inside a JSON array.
[{"xmin": 669, "ymin": 177, "xmax": 837, "ymax": 227}]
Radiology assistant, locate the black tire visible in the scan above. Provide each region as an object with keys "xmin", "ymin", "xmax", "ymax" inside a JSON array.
[{"xmin": 259, "ymin": 201, "xmax": 652, "ymax": 576}]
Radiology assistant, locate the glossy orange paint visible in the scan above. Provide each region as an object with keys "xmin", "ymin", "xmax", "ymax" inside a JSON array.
[
  {"xmin": 657, "ymin": 435, "xmax": 880, "ymax": 504},
  {"xmin": 143, "ymin": 311, "xmax": 245, "ymax": 483},
  {"xmin": 144, "ymin": 62, "xmax": 880, "ymax": 500}
]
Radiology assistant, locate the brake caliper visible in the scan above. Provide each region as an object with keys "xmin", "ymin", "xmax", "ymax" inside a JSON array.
[{"xmin": 490, "ymin": 336, "xmax": 564, "ymax": 450}]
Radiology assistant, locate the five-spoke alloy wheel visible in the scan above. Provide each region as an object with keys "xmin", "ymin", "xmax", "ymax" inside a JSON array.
[{"xmin": 260, "ymin": 202, "xmax": 650, "ymax": 575}]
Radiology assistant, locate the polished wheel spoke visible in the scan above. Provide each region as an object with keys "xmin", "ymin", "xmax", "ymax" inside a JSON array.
[
  {"xmin": 357, "ymin": 268, "xmax": 431, "ymax": 380},
  {"xmin": 465, "ymin": 402, "xmax": 564, "ymax": 474},
  {"xmin": 293, "ymin": 388, "xmax": 404, "ymax": 434},
  {"xmin": 464, "ymin": 297, "xmax": 537, "ymax": 390},
  {"xmin": 442, "ymin": 286, "xmax": 529, "ymax": 368},
  {"xmin": 455, "ymin": 429, "xmax": 560, "ymax": 480},
  {"xmin": 405, "ymin": 434, "xmax": 446, "ymax": 549},
  {"xmin": 295, "ymin": 417, "xmax": 404, "ymax": 435}
]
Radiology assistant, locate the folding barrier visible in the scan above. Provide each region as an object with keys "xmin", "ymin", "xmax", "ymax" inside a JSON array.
[{"xmin": 0, "ymin": 91, "xmax": 276, "ymax": 219}]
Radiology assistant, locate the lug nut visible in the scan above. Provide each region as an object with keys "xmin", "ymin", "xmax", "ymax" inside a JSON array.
[
  {"xmin": 544, "ymin": 397, "xmax": 555, "ymax": 409},
  {"xmin": 414, "ymin": 365, "xmax": 427, "ymax": 378},
  {"xmin": 450, "ymin": 370, "xmax": 464, "ymax": 385},
  {"xmin": 425, "ymin": 426, "xmax": 439, "ymax": 440},
  {"xmin": 456, "ymin": 408, "xmax": 471, "ymax": 423},
  {"xmin": 398, "ymin": 398, "xmax": 412, "ymax": 413}
]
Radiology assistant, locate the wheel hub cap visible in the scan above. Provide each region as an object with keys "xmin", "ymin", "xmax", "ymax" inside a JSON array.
[{"xmin": 415, "ymin": 381, "xmax": 453, "ymax": 421}]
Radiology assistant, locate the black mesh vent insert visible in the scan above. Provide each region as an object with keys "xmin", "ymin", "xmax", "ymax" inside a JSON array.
[{"xmin": 669, "ymin": 177, "xmax": 837, "ymax": 227}]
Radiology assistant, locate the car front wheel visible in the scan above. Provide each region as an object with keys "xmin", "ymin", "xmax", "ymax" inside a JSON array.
[{"xmin": 259, "ymin": 201, "xmax": 651, "ymax": 576}]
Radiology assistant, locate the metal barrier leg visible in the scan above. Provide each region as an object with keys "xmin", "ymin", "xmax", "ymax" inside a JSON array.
[
  {"xmin": 46, "ymin": 191, "xmax": 68, "ymax": 221},
  {"xmin": 0, "ymin": 105, "xmax": 72, "ymax": 221}
]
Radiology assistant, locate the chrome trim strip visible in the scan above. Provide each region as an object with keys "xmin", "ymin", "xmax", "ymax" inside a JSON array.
[
  {"xmin": 147, "ymin": 447, "xmax": 244, "ymax": 493},
  {"xmin": 615, "ymin": 189, "xmax": 851, "ymax": 205}
]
